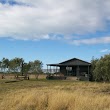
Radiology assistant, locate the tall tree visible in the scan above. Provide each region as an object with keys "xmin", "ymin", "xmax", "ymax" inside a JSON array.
[
  {"xmin": 1, "ymin": 58, "xmax": 9, "ymax": 73},
  {"xmin": 29, "ymin": 60, "xmax": 43, "ymax": 79},
  {"xmin": 91, "ymin": 54, "xmax": 110, "ymax": 82},
  {"xmin": 8, "ymin": 58, "xmax": 23, "ymax": 73},
  {"xmin": 9, "ymin": 59, "xmax": 16, "ymax": 73},
  {"xmin": 23, "ymin": 63, "xmax": 31, "ymax": 74},
  {"xmin": 91, "ymin": 57, "xmax": 99, "ymax": 81},
  {"xmin": 0, "ymin": 61, "xmax": 2, "ymax": 72}
]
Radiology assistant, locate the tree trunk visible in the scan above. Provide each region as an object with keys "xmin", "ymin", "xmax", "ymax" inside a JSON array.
[{"xmin": 36, "ymin": 74, "xmax": 39, "ymax": 79}]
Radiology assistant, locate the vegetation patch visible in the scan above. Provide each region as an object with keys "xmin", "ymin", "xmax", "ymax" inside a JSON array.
[{"xmin": 0, "ymin": 80, "xmax": 110, "ymax": 110}]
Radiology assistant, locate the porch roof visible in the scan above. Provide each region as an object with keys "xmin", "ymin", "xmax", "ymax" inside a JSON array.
[{"xmin": 47, "ymin": 64, "xmax": 91, "ymax": 66}]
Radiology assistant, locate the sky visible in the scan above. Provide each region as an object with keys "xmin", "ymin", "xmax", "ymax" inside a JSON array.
[{"xmin": 0, "ymin": 0, "xmax": 110, "ymax": 68}]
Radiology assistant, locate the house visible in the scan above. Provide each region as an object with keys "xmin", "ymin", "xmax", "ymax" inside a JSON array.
[{"xmin": 47, "ymin": 58, "xmax": 91, "ymax": 81}]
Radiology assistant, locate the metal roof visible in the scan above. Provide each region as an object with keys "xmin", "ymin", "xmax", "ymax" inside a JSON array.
[{"xmin": 47, "ymin": 58, "xmax": 91, "ymax": 66}]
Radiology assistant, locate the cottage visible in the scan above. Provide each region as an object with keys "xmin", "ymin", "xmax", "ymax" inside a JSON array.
[{"xmin": 47, "ymin": 58, "xmax": 91, "ymax": 81}]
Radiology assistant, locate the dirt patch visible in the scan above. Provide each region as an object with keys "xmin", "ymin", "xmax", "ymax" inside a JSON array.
[{"xmin": 0, "ymin": 74, "xmax": 47, "ymax": 80}]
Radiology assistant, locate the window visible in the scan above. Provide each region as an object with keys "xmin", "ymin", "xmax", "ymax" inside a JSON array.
[{"xmin": 66, "ymin": 67, "xmax": 72, "ymax": 71}]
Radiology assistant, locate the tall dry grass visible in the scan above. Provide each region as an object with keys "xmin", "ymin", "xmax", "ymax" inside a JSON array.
[{"xmin": 0, "ymin": 88, "xmax": 110, "ymax": 110}]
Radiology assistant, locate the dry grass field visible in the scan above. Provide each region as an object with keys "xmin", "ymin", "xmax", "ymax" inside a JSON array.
[{"xmin": 0, "ymin": 78, "xmax": 110, "ymax": 110}]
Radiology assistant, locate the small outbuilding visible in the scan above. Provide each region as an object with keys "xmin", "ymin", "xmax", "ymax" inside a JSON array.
[{"xmin": 47, "ymin": 58, "xmax": 91, "ymax": 81}]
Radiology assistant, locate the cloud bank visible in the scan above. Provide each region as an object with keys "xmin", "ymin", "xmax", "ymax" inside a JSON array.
[{"xmin": 0, "ymin": 0, "xmax": 110, "ymax": 44}]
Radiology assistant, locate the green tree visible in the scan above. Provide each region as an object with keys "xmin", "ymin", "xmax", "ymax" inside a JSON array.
[
  {"xmin": 91, "ymin": 57, "xmax": 99, "ymax": 81},
  {"xmin": 8, "ymin": 58, "xmax": 24, "ymax": 73},
  {"xmin": 29, "ymin": 60, "xmax": 43, "ymax": 79},
  {"xmin": 91, "ymin": 54, "xmax": 110, "ymax": 82},
  {"xmin": 9, "ymin": 59, "xmax": 16, "ymax": 73},
  {"xmin": 14, "ymin": 58, "xmax": 24, "ymax": 73},
  {"xmin": 1, "ymin": 58, "xmax": 9, "ymax": 73},
  {"xmin": 23, "ymin": 63, "xmax": 31, "ymax": 74},
  {"xmin": 0, "ymin": 61, "xmax": 2, "ymax": 72}
]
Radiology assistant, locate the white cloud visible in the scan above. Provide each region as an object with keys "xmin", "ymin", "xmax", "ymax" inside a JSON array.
[
  {"xmin": 70, "ymin": 36, "xmax": 110, "ymax": 45},
  {"xmin": 100, "ymin": 49, "xmax": 110, "ymax": 53},
  {"xmin": 0, "ymin": 0, "xmax": 110, "ymax": 42}
]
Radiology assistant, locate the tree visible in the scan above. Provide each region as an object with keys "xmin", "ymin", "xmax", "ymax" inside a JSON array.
[
  {"xmin": 1, "ymin": 58, "xmax": 9, "ymax": 73},
  {"xmin": 23, "ymin": 63, "xmax": 31, "ymax": 74},
  {"xmin": 91, "ymin": 54, "xmax": 110, "ymax": 82},
  {"xmin": 0, "ymin": 57, "xmax": 43, "ymax": 77},
  {"xmin": 9, "ymin": 59, "xmax": 17, "ymax": 73},
  {"xmin": 8, "ymin": 58, "xmax": 24, "ymax": 74},
  {"xmin": 18, "ymin": 58, "xmax": 24, "ymax": 75},
  {"xmin": 0, "ymin": 61, "xmax": 2, "ymax": 72},
  {"xmin": 91, "ymin": 57, "xmax": 99, "ymax": 81},
  {"xmin": 29, "ymin": 60, "xmax": 43, "ymax": 79}
]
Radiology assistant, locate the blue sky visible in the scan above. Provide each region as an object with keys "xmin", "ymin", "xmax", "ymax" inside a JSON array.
[{"xmin": 0, "ymin": 0, "xmax": 110, "ymax": 68}]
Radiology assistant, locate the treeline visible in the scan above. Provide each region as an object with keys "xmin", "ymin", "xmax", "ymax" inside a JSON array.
[
  {"xmin": 91, "ymin": 54, "xmax": 110, "ymax": 82},
  {"xmin": 0, "ymin": 57, "xmax": 43, "ymax": 74}
]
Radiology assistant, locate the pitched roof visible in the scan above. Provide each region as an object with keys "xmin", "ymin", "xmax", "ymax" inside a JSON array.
[
  {"xmin": 47, "ymin": 58, "xmax": 91, "ymax": 66},
  {"xmin": 60, "ymin": 58, "xmax": 91, "ymax": 65}
]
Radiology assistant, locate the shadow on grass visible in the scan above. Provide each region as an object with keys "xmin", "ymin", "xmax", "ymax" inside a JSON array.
[{"xmin": 5, "ymin": 80, "xmax": 23, "ymax": 83}]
